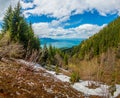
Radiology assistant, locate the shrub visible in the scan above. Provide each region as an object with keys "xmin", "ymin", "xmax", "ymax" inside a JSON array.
[
  {"xmin": 0, "ymin": 32, "xmax": 25, "ymax": 59},
  {"xmin": 70, "ymin": 72, "xmax": 80, "ymax": 83},
  {"xmin": 0, "ymin": 42, "xmax": 25, "ymax": 59},
  {"xmin": 55, "ymin": 65, "xmax": 60, "ymax": 75}
]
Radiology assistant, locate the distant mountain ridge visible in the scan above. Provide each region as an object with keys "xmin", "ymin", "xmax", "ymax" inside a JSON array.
[
  {"xmin": 40, "ymin": 38, "xmax": 84, "ymax": 48},
  {"xmin": 40, "ymin": 38, "xmax": 59, "ymax": 43}
]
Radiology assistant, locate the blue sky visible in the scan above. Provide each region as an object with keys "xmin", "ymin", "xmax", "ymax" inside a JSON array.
[
  {"xmin": 0, "ymin": 0, "xmax": 120, "ymax": 38},
  {"xmin": 27, "ymin": 11, "xmax": 118, "ymax": 28}
]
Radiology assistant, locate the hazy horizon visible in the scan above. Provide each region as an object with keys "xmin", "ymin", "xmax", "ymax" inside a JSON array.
[{"xmin": 40, "ymin": 37, "xmax": 85, "ymax": 48}]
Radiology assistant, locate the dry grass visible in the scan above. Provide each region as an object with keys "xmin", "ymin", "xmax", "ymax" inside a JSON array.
[
  {"xmin": 0, "ymin": 59, "xmax": 82, "ymax": 98},
  {"xmin": 69, "ymin": 58, "xmax": 98, "ymax": 81},
  {"xmin": 0, "ymin": 58, "xmax": 108, "ymax": 98},
  {"xmin": 69, "ymin": 57, "xmax": 120, "ymax": 85},
  {"xmin": 0, "ymin": 57, "xmax": 120, "ymax": 98}
]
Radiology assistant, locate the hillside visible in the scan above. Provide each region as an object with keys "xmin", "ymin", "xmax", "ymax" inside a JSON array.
[
  {"xmin": 1, "ymin": 2, "xmax": 120, "ymax": 98},
  {"xmin": 69, "ymin": 16, "xmax": 120, "ymax": 60},
  {"xmin": 62, "ymin": 16, "xmax": 120, "ymax": 87},
  {"xmin": 1, "ymin": 58, "xmax": 120, "ymax": 98},
  {"xmin": 0, "ymin": 58, "xmax": 83, "ymax": 98}
]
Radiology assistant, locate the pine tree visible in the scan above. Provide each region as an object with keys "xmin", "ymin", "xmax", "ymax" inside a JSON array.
[
  {"xmin": 69, "ymin": 16, "xmax": 120, "ymax": 60},
  {"xmin": 64, "ymin": 54, "xmax": 68, "ymax": 66},
  {"xmin": 40, "ymin": 44, "xmax": 48, "ymax": 65},
  {"xmin": 10, "ymin": 2, "xmax": 21, "ymax": 42},
  {"xmin": 1, "ymin": 2, "xmax": 40, "ymax": 59},
  {"xmin": 2, "ymin": 5, "xmax": 13, "ymax": 33}
]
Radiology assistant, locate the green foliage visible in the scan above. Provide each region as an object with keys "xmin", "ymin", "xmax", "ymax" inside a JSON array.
[
  {"xmin": 39, "ymin": 44, "xmax": 60, "ymax": 66},
  {"xmin": 0, "ymin": 33, "xmax": 2, "ymax": 40},
  {"xmin": 70, "ymin": 16, "xmax": 120, "ymax": 60},
  {"xmin": 39, "ymin": 44, "xmax": 67, "ymax": 67},
  {"xmin": 63, "ymin": 53, "xmax": 69, "ymax": 69},
  {"xmin": 1, "ymin": 2, "xmax": 40, "ymax": 59},
  {"xmin": 39, "ymin": 44, "xmax": 48, "ymax": 66},
  {"xmin": 2, "ymin": 5, "xmax": 13, "ymax": 33},
  {"xmin": 70, "ymin": 72, "xmax": 80, "ymax": 83},
  {"xmin": 47, "ymin": 45, "xmax": 56, "ymax": 65},
  {"xmin": 55, "ymin": 65, "xmax": 60, "ymax": 75},
  {"xmin": 64, "ymin": 54, "xmax": 68, "ymax": 65}
]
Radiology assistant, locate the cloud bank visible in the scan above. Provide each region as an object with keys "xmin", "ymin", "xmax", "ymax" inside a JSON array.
[
  {"xmin": 0, "ymin": 0, "xmax": 118, "ymax": 38},
  {"xmin": 32, "ymin": 23, "xmax": 106, "ymax": 38},
  {"xmin": 22, "ymin": 0, "xmax": 120, "ymax": 19}
]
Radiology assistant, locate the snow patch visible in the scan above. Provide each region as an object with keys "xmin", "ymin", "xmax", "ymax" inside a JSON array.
[
  {"xmin": 17, "ymin": 60, "xmax": 120, "ymax": 98},
  {"xmin": 46, "ymin": 70, "xmax": 70, "ymax": 82},
  {"xmin": 72, "ymin": 81, "xmax": 109, "ymax": 96},
  {"xmin": 46, "ymin": 70, "xmax": 120, "ymax": 97},
  {"xmin": 113, "ymin": 85, "xmax": 120, "ymax": 98}
]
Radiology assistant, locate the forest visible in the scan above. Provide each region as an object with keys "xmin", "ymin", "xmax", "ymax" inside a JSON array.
[{"xmin": 68, "ymin": 16, "xmax": 120, "ymax": 60}]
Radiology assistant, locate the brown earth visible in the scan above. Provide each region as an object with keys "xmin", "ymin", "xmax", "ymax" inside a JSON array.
[
  {"xmin": 0, "ymin": 58, "xmax": 112, "ymax": 98},
  {"xmin": 0, "ymin": 58, "xmax": 83, "ymax": 98}
]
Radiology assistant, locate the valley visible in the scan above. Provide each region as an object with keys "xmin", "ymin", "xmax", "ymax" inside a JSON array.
[{"xmin": 0, "ymin": 1, "xmax": 120, "ymax": 98}]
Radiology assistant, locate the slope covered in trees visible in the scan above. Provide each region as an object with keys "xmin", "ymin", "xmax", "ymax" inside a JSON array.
[{"xmin": 69, "ymin": 16, "xmax": 120, "ymax": 60}]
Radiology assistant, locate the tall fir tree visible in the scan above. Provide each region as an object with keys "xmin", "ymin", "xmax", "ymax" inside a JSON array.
[
  {"xmin": 2, "ymin": 2, "xmax": 40, "ymax": 58},
  {"xmin": 2, "ymin": 5, "xmax": 13, "ymax": 33}
]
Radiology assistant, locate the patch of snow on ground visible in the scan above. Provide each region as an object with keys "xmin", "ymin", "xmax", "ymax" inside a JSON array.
[
  {"xmin": 113, "ymin": 85, "xmax": 120, "ymax": 98},
  {"xmin": 46, "ymin": 70, "xmax": 120, "ymax": 97},
  {"xmin": 17, "ymin": 60, "xmax": 120, "ymax": 98},
  {"xmin": 18, "ymin": 59, "xmax": 45, "ymax": 71},
  {"xmin": 72, "ymin": 81, "xmax": 109, "ymax": 96},
  {"xmin": 46, "ymin": 70, "xmax": 56, "ymax": 75},
  {"xmin": 55, "ymin": 74, "xmax": 70, "ymax": 82},
  {"xmin": 46, "ymin": 70, "xmax": 70, "ymax": 82}
]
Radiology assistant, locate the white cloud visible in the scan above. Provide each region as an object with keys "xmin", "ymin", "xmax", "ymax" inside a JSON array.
[
  {"xmin": 85, "ymin": 0, "xmax": 120, "ymax": 16},
  {"xmin": 22, "ymin": 0, "xmax": 87, "ymax": 19},
  {"xmin": 22, "ymin": 0, "xmax": 120, "ymax": 20},
  {"xmin": 32, "ymin": 23, "xmax": 106, "ymax": 38},
  {"xmin": 22, "ymin": 0, "xmax": 118, "ymax": 39},
  {"xmin": 0, "ymin": 0, "xmax": 117, "ymax": 39},
  {"xmin": 51, "ymin": 16, "xmax": 70, "ymax": 27},
  {"xmin": 21, "ymin": 1, "xmax": 34, "ymax": 9}
]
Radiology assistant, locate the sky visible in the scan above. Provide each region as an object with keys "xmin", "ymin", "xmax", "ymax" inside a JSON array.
[{"xmin": 0, "ymin": 0, "xmax": 120, "ymax": 38}]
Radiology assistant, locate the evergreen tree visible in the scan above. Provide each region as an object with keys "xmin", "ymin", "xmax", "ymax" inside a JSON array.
[
  {"xmin": 10, "ymin": 2, "xmax": 22, "ymax": 42},
  {"xmin": 64, "ymin": 54, "xmax": 68, "ymax": 66},
  {"xmin": 2, "ymin": 5, "xmax": 13, "ymax": 33},
  {"xmin": 40, "ymin": 44, "xmax": 48, "ymax": 65},
  {"xmin": 69, "ymin": 16, "xmax": 120, "ymax": 60},
  {"xmin": 2, "ymin": 2, "xmax": 40, "ymax": 59}
]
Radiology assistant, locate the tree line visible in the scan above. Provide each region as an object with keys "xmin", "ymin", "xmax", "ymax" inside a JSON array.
[{"xmin": 69, "ymin": 16, "xmax": 120, "ymax": 60}]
